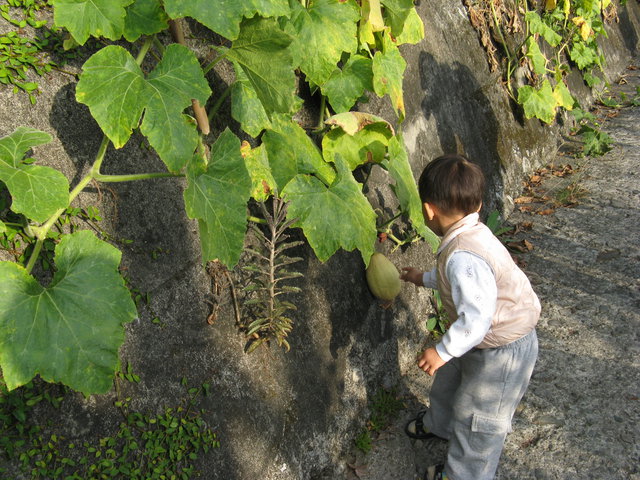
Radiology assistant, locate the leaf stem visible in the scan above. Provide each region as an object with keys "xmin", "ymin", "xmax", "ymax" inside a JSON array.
[
  {"xmin": 94, "ymin": 172, "xmax": 184, "ymax": 182},
  {"xmin": 203, "ymin": 54, "xmax": 226, "ymax": 75},
  {"xmin": 135, "ymin": 36, "xmax": 154, "ymax": 66},
  {"xmin": 207, "ymin": 84, "xmax": 232, "ymax": 122},
  {"xmin": 24, "ymin": 238, "xmax": 43, "ymax": 274}
]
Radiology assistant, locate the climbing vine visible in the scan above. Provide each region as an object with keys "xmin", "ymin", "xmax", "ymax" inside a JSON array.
[
  {"xmin": 466, "ymin": 0, "xmax": 619, "ymax": 123},
  {"xmin": 0, "ymin": 0, "xmax": 439, "ymax": 395}
]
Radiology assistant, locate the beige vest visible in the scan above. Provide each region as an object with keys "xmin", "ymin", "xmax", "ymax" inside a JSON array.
[{"xmin": 437, "ymin": 215, "xmax": 540, "ymax": 349}]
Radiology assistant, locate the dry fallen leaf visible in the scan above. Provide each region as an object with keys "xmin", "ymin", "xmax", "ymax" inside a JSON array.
[
  {"xmin": 537, "ymin": 208, "xmax": 555, "ymax": 215},
  {"xmin": 515, "ymin": 196, "xmax": 535, "ymax": 204}
]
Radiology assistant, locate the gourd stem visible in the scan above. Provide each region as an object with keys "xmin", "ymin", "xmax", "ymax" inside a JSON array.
[
  {"xmin": 207, "ymin": 84, "xmax": 232, "ymax": 122},
  {"xmin": 136, "ymin": 36, "xmax": 154, "ymax": 66}
]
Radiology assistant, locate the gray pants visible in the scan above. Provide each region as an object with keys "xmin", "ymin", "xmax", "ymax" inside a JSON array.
[{"xmin": 424, "ymin": 329, "xmax": 538, "ymax": 480}]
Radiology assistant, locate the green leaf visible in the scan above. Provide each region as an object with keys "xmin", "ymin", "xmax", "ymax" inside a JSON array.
[
  {"xmin": 53, "ymin": 0, "xmax": 134, "ymax": 45},
  {"xmin": 226, "ymin": 16, "xmax": 300, "ymax": 116},
  {"xmin": 525, "ymin": 11, "xmax": 561, "ymax": 47},
  {"xmin": 183, "ymin": 129, "xmax": 252, "ymax": 268},
  {"xmin": 394, "ymin": 7, "xmax": 424, "ymax": 45},
  {"xmin": 380, "ymin": 0, "xmax": 417, "ymax": 39},
  {"xmin": 383, "ymin": 135, "xmax": 439, "ymax": 251},
  {"xmin": 372, "ymin": 30, "xmax": 406, "ymax": 118},
  {"xmin": 525, "ymin": 36, "xmax": 547, "ymax": 75},
  {"xmin": 241, "ymin": 142, "xmax": 276, "ymax": 202},
  {"xmin": 286, "ymin": 0, "xmax": 360, "ymax": 85},
  {"xmin": 517, "ymin": 80, "xmax": 557, "ymax": 124},
  {"xmin": 322, "ymin": 55, "xmax": 373, "ymax": 113},
  {"xmin": 140, "ymin": 44, "xmax": 211, "ymax": 172},
  {"xmin": 263, "ymin": 115, "xmax": 336, "ymax": 190},
  {"xmin": 76, "ymin": 45, "xmax": 211, "ymax": 172},
  {"xmin": 163, "ymin": 0, "xmax": 289, "ymax": 40},
  {"xmin": 123, "ymin": 0, "xmax": 169, "ymax": 42},
  {"xmin": 231, "ymin": 61, "xmax": 272, "ymax": 137},
  {"xmin": 76, "ymin": 45, "xmax": 148, "ymax": 148},
  {"xmin": 0, "ymin": 127, "xmax": 69, "ymax": 223},
  {"xmin": 322, "ymin": 120, "xmax": 393, "ymax": 170},
  {"xmin": 569, "ymin": 41, "xmax": 598, "ymax": 70},
  {"xmin": 0, "ymin": 231, "xmax": 137, "ymax": 394},
  {"xmin": 0, "ymin": 219, "xmax": 5, "ymax": 234},
  {"xmin": 282, "ymin": 155, "xmax": 376, "ymax": 265}
]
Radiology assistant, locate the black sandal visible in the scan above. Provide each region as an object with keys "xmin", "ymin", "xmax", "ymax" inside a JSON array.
[{"xmin": 404, "ymin": 410, "xmax": 444, "ymax": 440}]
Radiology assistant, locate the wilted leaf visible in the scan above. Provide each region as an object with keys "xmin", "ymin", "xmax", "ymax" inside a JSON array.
[
  {"xmin": 372, "ymin": 29, "xmax": 406, "ymax": 118},
  {"xmin": 241, "ymin": 142, "xmax": 276, "ymax": 202}
]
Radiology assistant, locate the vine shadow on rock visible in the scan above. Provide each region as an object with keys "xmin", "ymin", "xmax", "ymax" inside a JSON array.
[{"xmin": 418, "ymin": 51, "xmax": 504, "ymax": 215}]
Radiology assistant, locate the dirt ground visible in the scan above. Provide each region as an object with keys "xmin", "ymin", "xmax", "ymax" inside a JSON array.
[{"xmin": 344, "ymin": 62, "xmax": 640, "ymax": 480}]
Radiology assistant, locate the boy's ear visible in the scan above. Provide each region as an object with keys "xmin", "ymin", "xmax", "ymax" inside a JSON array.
[{"xmin": 423, "ymin": 202, "xmax": 436, "ymax": 220}]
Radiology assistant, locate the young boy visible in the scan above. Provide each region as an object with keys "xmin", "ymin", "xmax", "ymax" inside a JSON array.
[{"xmin": 400, "ymin": 154, "xmax": 540, "ymax": 480}]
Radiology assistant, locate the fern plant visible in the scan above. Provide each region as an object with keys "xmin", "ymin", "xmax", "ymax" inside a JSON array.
[{"xmin": 243, "ymin": 196, "xmax": 304, "ymax": 353}]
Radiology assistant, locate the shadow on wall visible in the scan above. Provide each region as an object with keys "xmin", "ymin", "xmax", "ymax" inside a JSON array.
[{"xmin": 418, "ymin": 51, "xmax": 504, "ymax": 215}]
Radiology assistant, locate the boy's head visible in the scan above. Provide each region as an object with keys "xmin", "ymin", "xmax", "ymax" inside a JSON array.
[{"xmin": 418, "ymin": 154, "xmax": 485, "ymax": 216}]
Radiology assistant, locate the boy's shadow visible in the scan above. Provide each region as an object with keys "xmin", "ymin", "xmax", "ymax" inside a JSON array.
[{"xmin": 418, "ymin": 51, "xmax": 503, "ymax": 215}]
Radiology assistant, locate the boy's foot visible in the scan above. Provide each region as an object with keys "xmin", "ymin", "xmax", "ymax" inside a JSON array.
[
  {"xmin": 405, "ymin": 410, "xmax": 446, "ymax": 440},
  {"xmin": 424, "ymin": 464, "xmax": 448, "ymax": 480}
]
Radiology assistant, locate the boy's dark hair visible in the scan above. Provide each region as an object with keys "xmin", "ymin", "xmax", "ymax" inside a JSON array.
[{"xmin": 418, "ymin": 154, "xmax": 485, "ymax": 214}]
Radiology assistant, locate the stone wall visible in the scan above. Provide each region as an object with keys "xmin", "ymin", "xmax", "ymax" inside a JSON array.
[{"xmin": 0, "ymin": 2, "xmax": 638, "ymax": 479}]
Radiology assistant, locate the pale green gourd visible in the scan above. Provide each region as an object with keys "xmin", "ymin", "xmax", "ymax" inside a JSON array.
[{"xmin": 366, "ymin": 253, "xmax": 401, "ymax": 301}]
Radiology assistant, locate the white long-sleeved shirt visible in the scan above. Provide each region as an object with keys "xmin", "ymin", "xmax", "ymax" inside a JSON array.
[{"xmin": 422, "ymin": 251, "xmax": 497, "ymax": 362}]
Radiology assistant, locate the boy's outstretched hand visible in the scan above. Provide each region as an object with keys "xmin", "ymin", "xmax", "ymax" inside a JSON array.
[
  {"xmin": 400, "ymin": 267, "xmax": 424, "ymax": 286},
  {"xmin": 418, "ymin": 347, "xmax": 446, "ymax": 376}
]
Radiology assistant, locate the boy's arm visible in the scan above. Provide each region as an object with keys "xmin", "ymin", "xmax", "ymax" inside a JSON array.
[
  {"xmin": 436, "ymin": 251, "xmax": 497, "ymax": 362},
  {"xmin": 400, "ymin": 267, "xmax": 437, "ymax": 288}
]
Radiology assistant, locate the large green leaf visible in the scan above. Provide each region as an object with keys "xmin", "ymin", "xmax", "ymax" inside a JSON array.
[
  {"xmin": 383, "ymin": 135, "xmax": 439, "ymax": 251},
  {"xmin": 263, "ymin": 115, "xmax": 336, "ymax": 191},
  {"xmin": 163, "ymin": 0, "xmax": 289, "ymax": 40},
  {"xmin": 140, "ymin": 44, "xmax": 211, "ymax": 172},
  {"xmin": 76, "ymin": 44, "xmax": 211, "ymax": 172},
  {"xmin": 123, "ymin": 0, "xmax": 169, "ymax": 42},
  {"xmin": 226, "ymin": 16, "xmax": 299, "ymax": 116},
  {"xmin": 525, "ymin": 36, "xmax": 547, "ymax": 76},
  {"xmin": 0, "ymin": 128, "xmax": 69, "ymax": 223},
  {"xmin": 0, "ymin": 231, "xmax": 137, "ymax": 394},
  {"xmin": 76, "ymin": 45, "xmax": 149, "ymax": 149},
  {"xmin": 282, "ymin": 155, "xmax": 376, "ymax": 265},
  {"xmin": 286, "ymin": 0, "xmax": 360, "ymax": 85},
  {"xmin": 53, "ymin": 0, "xmax": 134, "ymax": 45},
  {"xmin": 322, "ymin": 54, "xmax": 373, "ymax": 113},
  {"xmin": 372, "ymin": 30, "xmax": 406, "ymax": 119},
  {"xmin": 322, "ymin": 113, "xmax": 394, "ymax": 170},
  {"xmin": 525, "ymin": 11, "xmax": 561, "ymax": 47},
  {"xmin": 183, "ymin": 129, "xmax": 252, "ymax": 268},
  {"xmin": 517, "ymin": 80, "xmax": 557, "ymax": 124},
  {"xmin": 231, "ymin": 61, "xmax": 272, "ymax": 138}
]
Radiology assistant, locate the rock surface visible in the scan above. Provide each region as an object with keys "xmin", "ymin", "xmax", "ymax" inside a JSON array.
[{"xmin": 342, "ymin": 64, "xmax": 640, "ymax": 480}]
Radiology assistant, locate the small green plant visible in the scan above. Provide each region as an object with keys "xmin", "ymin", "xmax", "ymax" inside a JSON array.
[
  {"xmin": 243, "ymin": 195, "xmax": 304, "ymax": 353},
  {"xmin": 354, "ymin": 430, "xmax": 372, "ymax": 454},
  {"xmin": 486, "ymin": 209, "xmax": 512, "ymax": 237},
  {"xmin": 427, "ymin": 290, "xmax": 450, "ymax": 338},
  {"xmin": 571, "ymin": 107, "xmax": 612, "ymax": 156},
  {"xmin": 354, "ymin": 386, "xmax": 404, "ymax": 453},
  {"xmin": 0, "ymin": 375, "xmax": 219, "ymax": 479}
]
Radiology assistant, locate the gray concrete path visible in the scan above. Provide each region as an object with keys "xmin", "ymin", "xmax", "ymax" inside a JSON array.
[{"xmin": 343, "ymin": 64, "xmax": 640, "ymax": 480}]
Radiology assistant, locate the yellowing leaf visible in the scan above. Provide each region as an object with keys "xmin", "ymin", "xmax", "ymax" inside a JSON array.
[
  {"xmin": 546, "ymin": 0, "xmax": 556, "ymax": 10},
  {"xmin": 552, "ymin": 80, "xmax": 575, "ymax": 111},
  {"xmin": 362, "ymin": 0, "xmax": 384, "ymax": 32}
]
